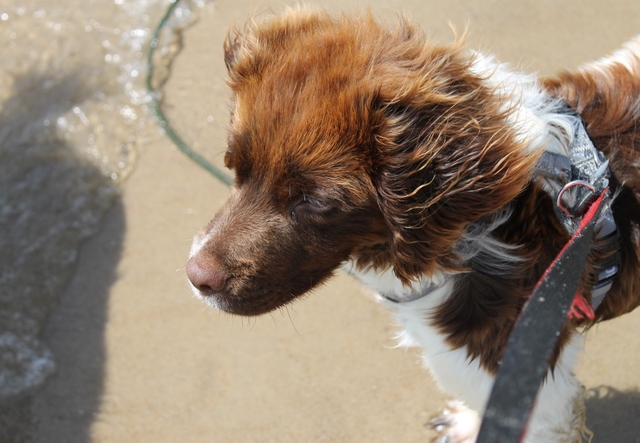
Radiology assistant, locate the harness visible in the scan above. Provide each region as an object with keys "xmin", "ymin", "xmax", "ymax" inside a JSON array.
[
  {"xmin": 536, "ymin": 106, "xmax": 621, "ymax": 316},
  {"xmin": 382, "ymin": 106, "xmax": 622, "ymax": 314}
]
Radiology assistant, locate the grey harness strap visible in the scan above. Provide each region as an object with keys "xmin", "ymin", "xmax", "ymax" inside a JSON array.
[
  {"xmin": 536, "ymin": 108, "xmax": 621, "ymax": 310},
  {"xmin": 380, "ymin": 281, "xmax": 442, "ymax": 303}
]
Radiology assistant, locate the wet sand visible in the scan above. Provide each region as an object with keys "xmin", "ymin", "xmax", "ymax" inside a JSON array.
[{"xmin": 31, "ymin": 1, "xmax": 640, "ymax": 442}]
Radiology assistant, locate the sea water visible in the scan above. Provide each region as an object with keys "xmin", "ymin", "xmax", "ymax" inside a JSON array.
[{"xmin": 0, "ymin": 0, "xmax": 206, "ymax": 416}]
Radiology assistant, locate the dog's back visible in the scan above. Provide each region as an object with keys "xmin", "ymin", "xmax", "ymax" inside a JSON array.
[{"xmin": 544, "ymin": 37, "xmax": 640, "ymax": 184}]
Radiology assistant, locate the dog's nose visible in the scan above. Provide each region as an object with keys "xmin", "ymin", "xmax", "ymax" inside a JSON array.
[{"xmin": 186, "ymin": 254, "xmax": 229, "ymax": 295}]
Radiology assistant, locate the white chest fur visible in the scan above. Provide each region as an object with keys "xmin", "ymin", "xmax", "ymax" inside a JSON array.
[{"xmin": 345, "ymin": 264, "xmax": 494, "ymax": 412}]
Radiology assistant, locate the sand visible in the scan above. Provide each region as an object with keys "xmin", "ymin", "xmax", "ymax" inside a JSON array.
[{"xmin": 30, "ymin": 1, "xmax": 640, "ymax": 442}]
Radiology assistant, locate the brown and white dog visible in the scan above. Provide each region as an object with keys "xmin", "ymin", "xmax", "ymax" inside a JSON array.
[{"xmin": 186, "ymin": 7, "xmax": 640, "ymax": 442}]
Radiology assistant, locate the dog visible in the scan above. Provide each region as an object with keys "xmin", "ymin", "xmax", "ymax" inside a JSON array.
[{"xmin": 186, "ymin": 7, "xmax": 640, "ymax": 442}]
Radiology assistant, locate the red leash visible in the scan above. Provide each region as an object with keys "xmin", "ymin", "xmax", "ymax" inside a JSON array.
[{"xmin": 476, "ymin": 192, "xmax": 607, "ymax": 442}]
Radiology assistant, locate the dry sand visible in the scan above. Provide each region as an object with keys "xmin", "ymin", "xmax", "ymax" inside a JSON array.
[{"xmin": 31, "ymin": 1, "xmax": 640, "ymax": 442}]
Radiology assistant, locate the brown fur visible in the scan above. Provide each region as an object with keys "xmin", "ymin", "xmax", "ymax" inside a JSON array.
[{"xmin": 188, "ymin": 8, "xmax": 640, "ymax": 375}]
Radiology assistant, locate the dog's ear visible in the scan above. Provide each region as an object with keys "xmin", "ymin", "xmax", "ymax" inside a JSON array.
[
  {"xmin": 224, "ymin": 8, "xmax": 334, "ymax": 82},
  {"xmin": 223, "ymin": 25, "xmax": 253, "ymax": 78},
  {"xmin": 373, "ymin": 96, "xmax": 539, "ymax": 284},
  {"xmin": 223, "ymin": 30, "xmax": 242, "ymax": 73}
]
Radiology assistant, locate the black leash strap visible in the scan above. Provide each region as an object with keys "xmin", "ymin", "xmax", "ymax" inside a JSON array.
[{"xmin": 476, "ymin": 192, "xmax": 607, "ymax": 442}]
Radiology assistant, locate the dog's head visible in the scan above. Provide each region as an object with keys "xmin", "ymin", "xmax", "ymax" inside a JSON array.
[{"xmin": 186, "ymin": 8, "xmax": 538, "ymax": 315}]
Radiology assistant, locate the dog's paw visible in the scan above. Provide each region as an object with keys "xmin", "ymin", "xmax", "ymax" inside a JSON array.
[{"xmin": 427, "ymin": 400, "xmax": 480, "ymax": 443}]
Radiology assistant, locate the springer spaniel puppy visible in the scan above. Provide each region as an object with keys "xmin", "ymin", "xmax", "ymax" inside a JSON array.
[{"xmin": 186, "ymin": 7, "xmax": 640, "ymax": 442}]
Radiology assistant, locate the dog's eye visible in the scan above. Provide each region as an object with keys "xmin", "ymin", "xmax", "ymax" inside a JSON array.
[{"xmin": 291, "ymin": 198, "xmax": 334, "ymax": 219}]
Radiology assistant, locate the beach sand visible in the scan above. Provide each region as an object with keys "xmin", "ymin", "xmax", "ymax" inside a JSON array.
[{"xmin": 29, "ymin": 1, "xmax": 640, "ymax": 442}]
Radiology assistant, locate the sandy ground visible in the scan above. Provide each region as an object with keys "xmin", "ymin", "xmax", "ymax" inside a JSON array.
[{"xmin": 31, "ymin": 1, "xmax": 640, "ymax": 442}]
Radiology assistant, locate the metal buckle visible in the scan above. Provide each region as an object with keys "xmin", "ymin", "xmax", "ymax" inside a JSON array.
[
  {"xmin": 556, "ymin": 159, "xmax": 610, "ymax": 218},
  {"xmin": 556, "ymin": 180, "xmax": 596, "ymax": 217}
]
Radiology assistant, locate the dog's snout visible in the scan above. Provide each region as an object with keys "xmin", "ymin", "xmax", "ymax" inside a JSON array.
[{"xmin": 186, "ymin": 254, "xmax": 229, "ymax": 295}]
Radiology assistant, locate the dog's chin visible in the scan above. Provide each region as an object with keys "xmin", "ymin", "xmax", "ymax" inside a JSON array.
[
  {"xmin": 189, "ymin": 262, "xmax": 342, "ymax": 316},
  {"xmin": 189, "ymin": 286, "xmax": 302, "ymax": 316}
]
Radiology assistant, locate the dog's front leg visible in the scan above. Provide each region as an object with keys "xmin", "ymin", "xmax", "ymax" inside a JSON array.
[
  {"xmin": 522, "ymin": 334, "xmax": 591, "ymax": 443},
  {"xmin": 427, "ymin": 400, "xmax": 480, "ymax": 443},
  {"xmin": 393, "ymin": 297, "xmax": 589, "ymax": 443},
  {"xmin": 423, "ymin": 333, "xmax": 589, "ymax": 443}
]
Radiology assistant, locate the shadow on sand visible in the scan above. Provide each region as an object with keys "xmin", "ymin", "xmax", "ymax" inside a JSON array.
[
  {"xmin": 0, "ymin": 72, "xmax": 125, "ymax": 443},
  {"xmin": 586, "ymin": 385, "xmax": 640, "ymax": 443},
  {"xmin": 0, "ymin": 200, "xmax": 124, "ymax": 443}
]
